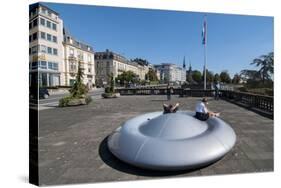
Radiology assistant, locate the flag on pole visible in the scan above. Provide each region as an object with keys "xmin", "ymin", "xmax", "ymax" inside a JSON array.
[{"xmin": 202, "ymin": 17, "xmax": 207, "ymax": 45}]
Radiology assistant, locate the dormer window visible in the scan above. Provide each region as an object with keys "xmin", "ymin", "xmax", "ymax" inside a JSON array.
[{"xmin": 41, "ymin": 7, "xmax": 46, "ymax": 14}]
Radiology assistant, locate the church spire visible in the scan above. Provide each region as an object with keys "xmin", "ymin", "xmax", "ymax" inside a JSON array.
[{"xmin": 183, "ymin": 56, "xmax": 186, "ymax": 69}]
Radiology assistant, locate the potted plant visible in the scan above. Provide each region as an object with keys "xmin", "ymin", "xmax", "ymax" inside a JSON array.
[{"xmin": 101, "ymin": 73, "xmax": 120, "ymax": 98}]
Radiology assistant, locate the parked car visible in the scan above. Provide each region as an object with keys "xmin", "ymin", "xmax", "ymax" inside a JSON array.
[
  {"xmin": 30, "ymin": 87, "xmax": 50, "ymax": 99},
  {"xmin": 39, "ymin": 88, "xmax": 50, "ymax": 99}
]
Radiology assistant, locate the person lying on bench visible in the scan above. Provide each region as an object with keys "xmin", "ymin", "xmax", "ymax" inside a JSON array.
[
  {"xmin": 163, "ymin": 103, "xmax": 180, "ymax": 114},
  {"xmin": 195, "ymin": 98, "xmax": 220, "ymax": 121}
]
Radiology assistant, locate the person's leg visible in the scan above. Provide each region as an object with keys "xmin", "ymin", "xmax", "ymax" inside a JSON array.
[
  {"xmin": 195, "ymin": 112, "xmax": 209, "ymax": 121},
  {"xmin": 208, "ymin": 111, "xmax": 220, "ymax": 117},
  {"xmin": 163, "ymin": 104, "xmax": 169, "ymax": 114},
  {"xmin": 171, "ymin": 103, "xmax": 179, "ymax": 112}
]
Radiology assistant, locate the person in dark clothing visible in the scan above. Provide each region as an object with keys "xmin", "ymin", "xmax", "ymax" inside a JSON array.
[
  {"xmin": 166, "ymin": 84, "xmax": 173, "ymax": 100},
  {"xmin": 195, "ymin": 98, "xmax": 220, "ymax": 121},
  {"xmin": 163, "ymin": 103, "xmax": 179, "ymax": 114},
  {"xmin": 214, "ymin": 82, "xmax": 220, "ymax": 100}
]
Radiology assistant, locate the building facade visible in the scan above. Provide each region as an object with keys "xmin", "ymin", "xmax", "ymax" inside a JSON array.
[
  {"xmin": 29, "ymin": 3, "xmax": 64, "ymax": 87},
  {"xmin": 62, "ymin": 30, "xmax": 95, "ymax": 87},
  {"xmin": 95, "ymin": 50, "xmax": 149, "ymax": 86},
  {"xmin": 154, "ymin": 63, "xmax": 186, "ymax": 84},
  {"xmin": 29, "ymin": 3, "xmax": 95, "ymax": 87}
]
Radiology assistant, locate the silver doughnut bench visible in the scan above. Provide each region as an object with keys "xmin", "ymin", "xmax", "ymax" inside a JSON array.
[{"xmin": 107, "ymin": 111, "xmax": 236, "ymax": 171}]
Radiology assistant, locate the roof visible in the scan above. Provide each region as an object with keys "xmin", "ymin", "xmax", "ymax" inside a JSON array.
[
  {"xmin": 63, "ymin": 28, "xmax": 94, "ymax": 53},
  {"xmin": 29, "ymin": 2, "xmax": 60, "ymax": 16}
]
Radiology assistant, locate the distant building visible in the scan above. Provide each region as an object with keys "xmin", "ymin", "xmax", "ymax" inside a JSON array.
[
  {"xmin": 62, "ymin": 30, "xmax": 95, "ymax": 87},
  {"xmin": 154, "ymin": 63, "xmax": 186, "ymax": 84},
  {"xmin": 95, "ymin": 50, "xmax": 149, "ymax": 86},
  {"xmin": 147, "ymin": 63, "xmax": 161, "ymax": 81}
]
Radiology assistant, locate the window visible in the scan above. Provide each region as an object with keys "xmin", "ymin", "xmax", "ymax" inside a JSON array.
[
  {"xmin": 88, "ymin": 68, "xmax": 91, "ymax": 73},
  {"xmin": 47, "ymin": 34, "xmax": 52, "ymax": 41},
  {"xmin": 47, "ymin": 10, "xmax": 52, "ymax": 17},
  {"xmin": 40, "ymin": 32, "xmax": 46, "ymax": 39},
  {"xmin": 69, "ymin": 61, "xmax": 76, "ymax": 72},
  {"xmin": 29, "ymin": 48, "xmax": 31, "ymax": 55},
  {"xmin": 41, "ymin": 8, "xmax": 46, "ymax": 14},
  {"xmin": 40, "ymin": 45, "xmax": 46, "ymax": 53},
  {"xmin": 53, "ymin": 63, "xmax": 58, "ymax": 70},
  {"xmin": 48, "ymin": 62, "xmax": 52, "ymax": 69},
  {"xmin": 31, "ymin": 46, "xmax": 38, "ymax": 54},
  {"xmin": 53, "ymin": 48, "xmax": 58, "ymax": 55},
  {"xmin": 33, "ymin": 18, "xmax": 38, "ymax": 27},
  {"xmin": 88, "ymin": 55, "xmax": 91, "ymax": 62},
  {"xmin": 70, "ymin": 48, "xmax": 74, "ymax": 55},
  {"xmin": 78, "ymin": 52, "xmax": 84, "ymax": 60},
  {"xmin": 29, "ymin": 23, "xmax": 32, "ymax": 29},
  {"xmin": 48, "ymin": 62, "xmax": 58, "ymax": 70},
  {"xmin": 40, "ymin": 18, "xmax": 45, "ymax": 26},
  {"xmin": 52, "ymin": 23, "xmax": 57, "ymax": 30},
  {"xmin": 29, "ymin": 35, "xmax": 32, "ymax": 42},
  {"xmin": 32, "ymin": 32, "xmax": 37, "ymax": 41},
  {"xmin": 52, "ymin": 36, "xmax": 57, "ymax": 43},
  {"xmin": 40, "ymin": 61, "xmax": 47, "ymax": 69},
  {"xmin": 46, "ymin": 20, "xmax": 51, "ymax": 28},
  {"xmin": 31, "ymin": 61, "xmax": 38, "ymax": 69},
  {"xmin": 47, "ymin": 47, "xmax": 52, "ymax": 54}
]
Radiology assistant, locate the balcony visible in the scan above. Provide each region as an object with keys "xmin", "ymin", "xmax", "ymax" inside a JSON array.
[{"xmin": 68, "ymin": 55, "xmax": 77, "ymax": 61}]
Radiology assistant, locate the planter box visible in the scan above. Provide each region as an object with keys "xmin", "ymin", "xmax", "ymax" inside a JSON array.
[
  {"xmin": 67, "ymin": 98, "xmax": 87, "ymax": 106},
  {"xmin": 101, "ymin": 92, "xmax": 120, "ymax": 98}
]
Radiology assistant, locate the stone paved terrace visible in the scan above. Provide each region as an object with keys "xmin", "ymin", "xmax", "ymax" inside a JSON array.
[{"xmin": 38, "ymin": 95, "xmax": 274, "ymax": 186}]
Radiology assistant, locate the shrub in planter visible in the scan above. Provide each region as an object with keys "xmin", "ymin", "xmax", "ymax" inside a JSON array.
[
  {"xmin": 85, "ymin": 95, "xmax": 92, "ymax": 104},
  {"xmin": 101, "ymin": 92, "xmax": 120, "ymax": 98},
  {"xmin": 101, "ymin": 73, "xmax": 120, "ymax": 99},
  {"xmin": 59, "ymin": 61, "xmax": 93, "ymax": 107},
  {"xmin": 59, "ymin": 96, "xmax": 73, "ymax": 107}
]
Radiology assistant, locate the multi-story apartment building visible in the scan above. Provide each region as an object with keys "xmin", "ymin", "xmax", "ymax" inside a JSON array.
[
  {"xmin": 29, "ymin": 3, "xmax": 95, "ymax": 87},
  {"xmin": 154, "ymin": 63, "xmax": 186, "ymax": 84},
  {"xmin": 95, "ymin": 50, "xmax": 149, "ymax": 86},
  {"xmin": 29, "ymin": 3, "xmax": 64, "ymax": 87},
  {"xmin": 63, "ymin": 30, "xmax": 95, "ymax": 87}
]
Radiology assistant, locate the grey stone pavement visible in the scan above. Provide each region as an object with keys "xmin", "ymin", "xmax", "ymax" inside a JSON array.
[{"xmin": 38, "ymin": 95, "xmax": 273, "ymax": 186}]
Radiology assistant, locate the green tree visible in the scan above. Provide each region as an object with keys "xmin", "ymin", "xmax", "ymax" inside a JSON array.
[
  {"xmin": 240, "ymin": 69, "xmax": 261, "ymax": 81},
  {"xmin": 214, "ymin": 73, "xmax": 220, "ymax": 83},
  {"xmin": 145, "ymin": 68, "xmax": 158, "ymax": 81},
  {"xmin": 202, "ymin": 69, "xmax": 214, "ymax": 83},
  {"xmin": 220, "ymin": 70, "xmax": 231, "ymax": 83},
  {"xmin": 232, "ymin": 73, "xmax": 241, "ymax": 84},
  {"xmin": 207, "ymin": 70, "xmax": 214, "ymax": 83},
  {"xmin": 115, "ymin": 71, "xmax": 139, "ymax": 86},
  {"xmin": 108, "ymin": 73, "xmax": 115, "ymax": 93},
  {"xmin": 251, "ymin": 52, "xmax": 274, "ymax": 83},
  {"xmin": 192, "ymin": 70, "xmax": 202, "ymax": 83},
  {"xmin": 186, "ymin": 65, "xmax": 194, "ymax": 83},
  {"xmin": 69, "ymin": 61, "xmax": 87, "ymax": 98}
]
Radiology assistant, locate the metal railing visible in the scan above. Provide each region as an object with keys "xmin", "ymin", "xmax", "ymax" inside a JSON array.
[
  {"xmin": 220, "ymin": 90, "xmax": 273, "ymax": 114},
  {"xmin": 116, "ymin": 88, "xmax": 215, "ymax": 96},
  {"xmin": 115, "ymin": 88, "xmax": 273, "ymax": 116}
]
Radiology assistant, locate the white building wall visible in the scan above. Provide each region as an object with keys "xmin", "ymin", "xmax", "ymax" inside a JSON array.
[
  {"xmin": 29, "ymin": 4, "xmax": 64, "ymax": 87},
  {"xmin": 63, "ymin": 44, "xmax": 95, "ymax": 86}
]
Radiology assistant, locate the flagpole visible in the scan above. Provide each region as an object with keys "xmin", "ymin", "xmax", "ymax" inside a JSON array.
[
  {"xmin": 203, "ymin": 15, "xmax": 207, "ymax": 90},
  {"xmin": 204, "ymin": 38, "xmax": 207, "ymax": 90}
]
